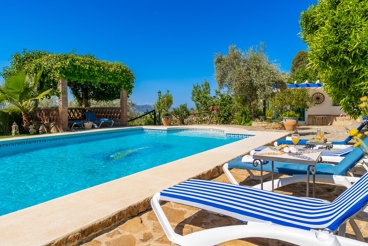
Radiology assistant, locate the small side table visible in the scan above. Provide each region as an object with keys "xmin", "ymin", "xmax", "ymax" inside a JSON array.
[
  {"xmin": 306, "ymin": 141, "xmax": 333, "ymax": 150},
  {"xmin": 253, "ymin": 147, "xmax": 321, "ymax": 197}
]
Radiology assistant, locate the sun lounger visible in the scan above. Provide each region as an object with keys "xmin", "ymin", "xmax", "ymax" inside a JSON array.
[
  {"xmin": 151, "ymin": 173, "xmax": 368, "ymax": 245},
  {"xmin": 68, "ymin": 121, "xmax": 85, "ymax": 130},
  {"xmin": 223, "ymin": 137, "xmax": 368, "ymax": 187},
  {"xmin": 84, "ymin": 112, "xmax": 114, "ymax": 128},
  {"xmin": 276, "ymin": 121, "xmax": 366, "ymax": 146}
]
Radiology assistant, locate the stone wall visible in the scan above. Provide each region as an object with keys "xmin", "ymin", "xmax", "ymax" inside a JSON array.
[
  {"xmin": 251, "ymin": 121, "xmax": 285, "ymax": 130},
  {"xmin": 44, "ymin": 165, "xmax": 225, "ymax": 246},
  {"xmin": 307, "ymin": 115, "xmax": 364, "ymax": 126},
  {"xmin": 331, "ymin": 116, "xmax": 363, "ymax": 126}
]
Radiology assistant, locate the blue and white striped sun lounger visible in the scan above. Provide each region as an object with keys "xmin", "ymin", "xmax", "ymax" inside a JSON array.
[{"xmin": 151, "ymin": 173, "xmax": 368, "ymax": 245}]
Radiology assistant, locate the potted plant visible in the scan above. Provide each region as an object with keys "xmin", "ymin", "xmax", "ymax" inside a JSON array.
[
  {"xmin": 270, "ymin": 88, "xmax": 314, "ymax": 130},
  {"xmin": 266, "ymin": 109, "xmax": 273, "ymax": 120},
  {"xmin": 154, "ymin": 90, "xmax": 173, "ymax": 125},
  {"xmin": 282, "ymin": 111, "xmax": 300, "ymax": 131},
  {"xmin": 161, "ymin": 112, "xmax": 172, "ymax": 126},
  {"xmin": 84, "ymin": 121, "xmax": 93, "ymax": 130}
]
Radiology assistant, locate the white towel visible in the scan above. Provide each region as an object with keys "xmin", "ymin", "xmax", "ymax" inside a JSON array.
[{"xmin": 241, "ymin": 155, "xmax": 267, "ymax": 164}]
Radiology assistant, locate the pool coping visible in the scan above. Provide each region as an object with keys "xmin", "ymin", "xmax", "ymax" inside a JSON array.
[{"xmin": 0, "ymin": 126, "xmax": 289, "ymax": 245}]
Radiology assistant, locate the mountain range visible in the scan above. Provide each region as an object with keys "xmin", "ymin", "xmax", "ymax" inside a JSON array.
[{"xmin": 132, "ymin": 104, "xmax": 154, "ymax": 113}]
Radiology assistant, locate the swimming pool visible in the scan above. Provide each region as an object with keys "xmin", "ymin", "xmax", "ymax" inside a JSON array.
[{"xmin": 0, "ymin": 128, "xmax": 252, "ymax": 216}]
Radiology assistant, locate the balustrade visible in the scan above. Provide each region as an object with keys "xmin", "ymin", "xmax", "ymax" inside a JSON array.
[
  {"xmin": 35, "ymin": 107, "xmax": 59, "ymax": 123},
  {"xmin": 36, "ymin": 107, "xmax": 122, "ymax": 123},
  {"xmin": 86, "ymin": 107, "xmax": 121, "ymax": 120}
]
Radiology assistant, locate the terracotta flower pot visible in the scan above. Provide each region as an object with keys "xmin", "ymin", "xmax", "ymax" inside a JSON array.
[
  {"xmin": 283, "ymin": 118, "xmax": 298, "ymax": 131},
  {"xmin": 161, "ymin": 116, "xmax": 172, "ymax": 126},
  {"xmin": 84, "ymin": 122, "xmax": 93, "ymax": 130}
]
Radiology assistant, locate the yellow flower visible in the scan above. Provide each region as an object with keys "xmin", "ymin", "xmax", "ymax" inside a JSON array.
[
  {"xmin": 349, "ymin": 129, "xmax": 359, "ymax": 136},
  {"xmin": 359, "ymin": 102, "xmax": 367, "ymax": 108},
  {"xmin": 365, "ymin": 131, "xmax": 368, "ymax": 136},
  {"xmin": 360, "ymin": 96, "xmax": 368, "ymax": 101},
  {"xmin": 358, "ymin": 133, "xmax": 363, "ymax": 138},
  {"xmin": 354, "ymin": 142, "xmax": 361, "ymax": 148}
]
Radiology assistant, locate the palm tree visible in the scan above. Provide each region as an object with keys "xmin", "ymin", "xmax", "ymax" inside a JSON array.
[{"xmin": 0, "ymin": 71, "xmax": 53, "ymax": 130}]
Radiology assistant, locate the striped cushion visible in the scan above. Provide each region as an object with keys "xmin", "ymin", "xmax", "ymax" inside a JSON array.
[{"xmin": 160, "ymin": 173, "xmax": 368, "ymax": 231}]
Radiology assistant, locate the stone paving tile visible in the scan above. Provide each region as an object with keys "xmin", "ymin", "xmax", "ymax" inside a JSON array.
[{"xmin": 82, "ymin": 125, "xmax": 368, "ymax": 246}]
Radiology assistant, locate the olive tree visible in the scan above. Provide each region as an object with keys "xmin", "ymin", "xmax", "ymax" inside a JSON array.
[
  {"xmin": 300, "ymin": 0, "xmax": 368, "ymax": 118},
  {"xmin": 214, "ymin": 44, "xmax": 286, "ymax": 119},
  {"xmin": 190, "ymin": 80, "xmax": 236, "ymax": 124}
]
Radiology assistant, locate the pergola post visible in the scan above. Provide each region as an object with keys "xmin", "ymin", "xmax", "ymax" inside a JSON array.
[
  {"xmin": 58, "ymin": 78, "xmax": 69, "ymax": 131},
  {"xmin": 120, "ymin": 90, "xmax": 128, "ymax": 126}
]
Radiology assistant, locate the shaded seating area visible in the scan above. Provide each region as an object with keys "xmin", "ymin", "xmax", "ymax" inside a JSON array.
[
  {"xmin": 151, "ymin": 173, "xmax": 368, "ymax": 245},
  {"xmin": 84, "ymin": 112, "xmax": 114, "ymax": 128}
]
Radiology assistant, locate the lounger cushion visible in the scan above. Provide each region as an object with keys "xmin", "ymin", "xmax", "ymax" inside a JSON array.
[{"xmin": 160, "ymin": 173, "xmax": 368, "ymax": 231}]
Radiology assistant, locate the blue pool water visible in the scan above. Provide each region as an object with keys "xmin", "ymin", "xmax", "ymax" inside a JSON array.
[{"xmin": 0, "ymin": 128, "xmax": 251, "ymax": 216}]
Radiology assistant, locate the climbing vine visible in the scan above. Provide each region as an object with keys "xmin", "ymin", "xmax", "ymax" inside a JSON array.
[{"xmin": 1, "ymin": 49, "xmax": 135, "ymax": 105}]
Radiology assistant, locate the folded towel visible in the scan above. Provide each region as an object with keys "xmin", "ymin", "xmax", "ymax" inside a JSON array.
[{"xmin": 241, "ymin": 155, "xmax": 268, "ymax": 164}]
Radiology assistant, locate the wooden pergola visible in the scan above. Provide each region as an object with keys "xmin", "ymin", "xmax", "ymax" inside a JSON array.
[{"xmin": 58, "ymin": 79, "xmax": 128, "ymax": 132}]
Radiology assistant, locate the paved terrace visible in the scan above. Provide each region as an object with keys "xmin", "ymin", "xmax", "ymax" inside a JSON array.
[
  {"xmin": 0, "ymin": 126, "xmax": 289, "ymax": 245},
  {"xmin": 82, "ymin": 125, "xmax": 368, "ymax": 246}
]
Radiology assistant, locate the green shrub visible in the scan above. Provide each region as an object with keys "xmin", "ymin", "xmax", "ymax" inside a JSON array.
[
  {"xmin": 233, "ymin": 109, "xmax": 252, "ymax": 125},
  {"xmin": 0, "ymin": 111, "xmax": 22, "ymax": 135},
  {"xmin": 282, "ymin": 111, "xmax": 300, "ymax": 118}
]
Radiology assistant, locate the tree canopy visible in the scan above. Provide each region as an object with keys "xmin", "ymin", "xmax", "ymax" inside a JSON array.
[
  {"xmin": 191, "ymin": 80, "xmax": 213, "ymax": 112},
  {"xmin": 288, "ymin": 50, "xmax": 318, "ymax": 84},
  {"xmin": 290, "ymin": 50, "xmax": 308, "ymax": 74},
  {"xmin": 1, "ymin": 50, "xmax": 135, "ymax": 106},
  {"xmin": 270, "ymin": 88, "xmax": 314, "ymax": 116},
  {"xmin": 214, "ymin": 44, "xmax": 287, "ymax": 118},
  {"xmin": 300, "ymin": 0, "xmax": 368, "ymax": 118}
]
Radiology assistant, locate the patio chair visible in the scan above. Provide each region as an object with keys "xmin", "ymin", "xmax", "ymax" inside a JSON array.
[
  {"xmin": 276, "ymin": 120, "xmax": 366, "ymax": 146},
  {"xmin": 223, "ymin": 137, "xmax": 368, "ymax": 189},
  {"xmin": 84, "ymin": 112, "xmax": 114, "ymax": 128},
  {"xmin": 151, "ymin": 173, "xmax": 368, "ymax": 245}
]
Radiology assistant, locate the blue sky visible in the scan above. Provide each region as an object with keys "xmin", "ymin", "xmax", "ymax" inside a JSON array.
[{"xmin": 0, "ymin": 0, "xmax": 317, "ymax": 108}]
